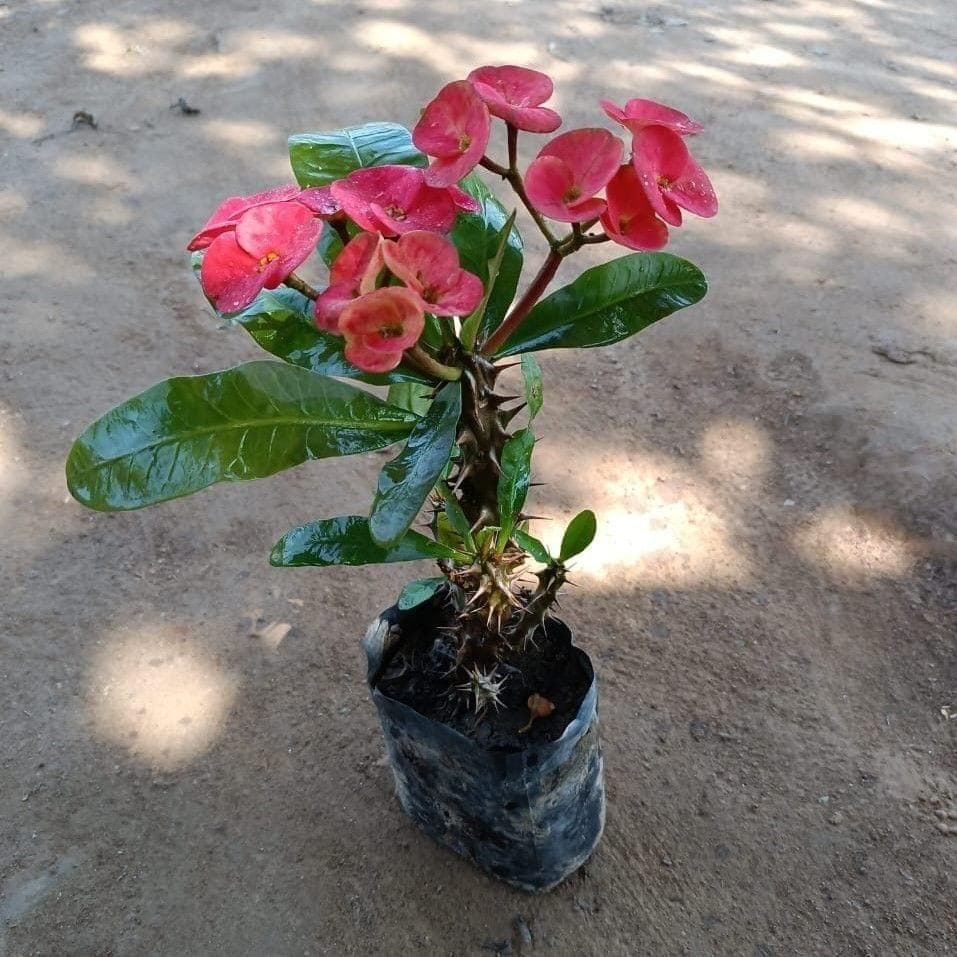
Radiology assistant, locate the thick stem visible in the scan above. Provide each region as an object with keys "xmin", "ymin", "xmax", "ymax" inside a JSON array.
[
  {"xmin": 405, "ymin": 344, "xmax": 462, "ymax": 382},
  {"xmin": 284, "ymin": 273, "xmax": 319, "ymax": 300},
  {"xmin": 482, "ymin": 248, "xmax": 562, "ymax": 354}
]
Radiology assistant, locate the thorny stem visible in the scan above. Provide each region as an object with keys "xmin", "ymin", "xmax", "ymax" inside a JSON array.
[
  {"xmin": 404, "ymin": 344, "xmax": 462, "ymax": 382},
  {"xmin": 284, "ymin": 273, "xmax": 319, "ymax": 300}
]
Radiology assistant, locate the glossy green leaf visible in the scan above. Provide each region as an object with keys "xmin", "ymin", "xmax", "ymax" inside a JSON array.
[
  {"xmin": 317, "ymin": 223, "xmax": 344, "ymax": 268},
  {"xmin": 398, "ymin": 577, "xmax": 447, "ymax": 610},
  {"xmin": 494, "ymin": 253, "xmax": 707, "ymax": 357},
  {"xmin": 370, "ymin": 382, "xmax": 462, "ymax": 547},
  {"xmin": 497, "ymin": 427, "xmax": 535, "ymax": 542},
  {"xmin": 520, "ymin": 353, "xmax": 544, "ymax": 421},
  {"xmin": 66, "ymin": 361, "xmax": 417, "ymax": 511},
  {"xmin": 451, "ymin": 173, "xmax": 523, "ymax": 342},
  {"xmin": 559, "ymin": 509, "xmax": 597, "ymax": 561},
  {"xmin": 437, "ymin": 483, "xmax": 476, "ymax": 551},
  {"xmin": 387, "ymin": 381, "xmax": 434, "ymax": 417},
  {"xmin": 289, "ymin": 122, "xmax": 427, "ymax": 187},
  {"xmin": 460, "ymin": 209, "xmax": 517, "ymax": 351},
  {"xmin": 233, "ymin": 287, "xmax": 429, "ymax": 386},
  {"xmin": 513, "ymin": 527, "xmax": 551, "ymax": 564},
  {"xmin": 270, "ymin": 515, "xmax": 463, "ymax": 567}
]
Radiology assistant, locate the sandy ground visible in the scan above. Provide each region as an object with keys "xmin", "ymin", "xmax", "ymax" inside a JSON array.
[{"xmin": 2, "ymin": 0, "xmax": 957, "ymax": 953}]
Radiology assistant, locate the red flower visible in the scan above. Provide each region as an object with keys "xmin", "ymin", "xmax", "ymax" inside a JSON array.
[
  {"xmin": 187, "ymin": 185, "xmax": 302, "ymax": 251},
  {"xmin": 631, "ymin": 126, "xmax": 717, "ymax": 226},
  {"xmin": 199, "ymin": 201, "xmax": 321, "ymax": 313},
  {"xmin": 468, "ymin": 65, "xmax": 562, "ymax": 133},
  {"xmin": 315, "ymin": 232, "xmax": 384, "ymax": 332},
  {"xmin": 382, "ymin": 231, "xmax": 483, "ymax": 317},
  {"xmin": 297, "ymin": 185, "xmax": 343, "ymax": 220},
  {"xmin": 601, "ymin": 98, "xmax": 703, "ymax": 137},
  {"xmin": 413, "ymin": 80, "xmax": 491, "ymax": 187},
  {"xmin": 524, "ymin": 128, "xmax": 623, "ymax": 223},
  {"xmin": 330, "ymin": 166, "xmax": 465, "ymax": 236},
  {"xmin": 599, "ymin": 164, "xmax": 669, "ymax": 251},
  {"xmin": 340, "ymin": 287, "xmax": 425, "ymax": 373}
]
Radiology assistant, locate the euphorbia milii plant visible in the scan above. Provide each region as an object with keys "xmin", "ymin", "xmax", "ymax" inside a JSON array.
[{"xmin": 67, "ymin": 66, "xmax": 716, "ymax": 714}]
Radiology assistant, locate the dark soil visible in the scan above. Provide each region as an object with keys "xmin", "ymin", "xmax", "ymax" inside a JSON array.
[{"xmin": 375, "ymin": 594, "xmax": 593, "ymax": 750}]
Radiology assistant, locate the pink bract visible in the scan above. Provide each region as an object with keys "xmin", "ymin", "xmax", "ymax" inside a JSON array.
[
  {"xmin": 315, "ymin": 233, "xmax": 384, "ymax": 332},
  {"xmin": 297, "ymin": 186, "xmax": 343, "ymax": 219},
  {"xmin": 599, "ymin": 164, "xmax": 670, "ymax": 251},
  {"xmin": 601, "ymin": 98, "xmax": 703, "ymax": 137},
  {"xmin": 187, "ymin": 185, "xmax": 303, "ymax": 251},
  {"xmin": 525, "ymin": 128, "xmax": 623, "ymax": 223},
  {"xmin": 339, "ymin": 287, "xmax": 425, "ymax": 373},
  {"xmin": 199, "ymin": 201, "xmax": 321, "ymax": 313},
  {"xmin": 414, "ymin": 80, "xmax": 491, "ymax": 188},
  {"xmin": 330, "ymin": 166, "xmax": 460, "ymax": 236},
  {"xmin": 382, "ymin": 231, "xmax": 483, "ymax": 317},
  {"xmin": 468, "ymin": 65, "xmax": 562, "ymax": 133},
  {"xmin": 631, "ymin": 126, "xmax": 717, "ymax": 226}
]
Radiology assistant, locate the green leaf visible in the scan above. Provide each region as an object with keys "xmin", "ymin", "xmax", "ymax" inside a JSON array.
[
  {"xmin": 460, "ymin": 209, "xmax": 517, "ymax": 351},
  {"xmin": 560, "ymin": 509, "xmax": 597, "ymax": 561},
  {"xmin": 370, "ymin": 382, "xmax": 462, "ymax": 547},
  {"xmin": 397, "ymin": 577, "xmax": 447, "ymax": 610},
  {"xmin": 520, "ymin": 353, "xmax": 544, "ymax": 421},
  {"xmin": 513, "ymin": 527, "xmax": 551, "ymax": 564},
  {"xmin": 317, "ymin": 223, "xmax": 344, "ymax": 268},
  {"xmin": 497, "ymin": 428, "xmax": 535, "ymax": 543},
  {"xmin": 437, "ymin": 483, "xmax": 476, "ymax": 552},
  {"xmin": 451, "ymin": 173, "xmax": 523, "ymax": 342},
  {"xmin": 289, "ymin": 122, "xmax": 427, "ymax": 187},
  {"xmin": 66, "ymin": 361, "xmax": 417, "ymax": 511},
  {"xmin": 494, "ymin": 253, "xmax": 708, "ymax": 357},
  {"xmin": 271, "ymin": 515, "xmax": 463, "ymax": 567},
  {"xmin": 387, "ymin": 381, "xmax": 434, "ymax": 417},
  {"xmin": 233, "ymin": 287, "xmax": 429, "ymax": 386}
]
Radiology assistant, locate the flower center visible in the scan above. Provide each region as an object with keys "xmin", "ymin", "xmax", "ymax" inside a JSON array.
[
  {"xmin": 657, "ymin": 176, "xmax": 672, "ymax": 190},
  {"xmin": 458, "ymin": 133, "xmax": 472, "ymax": 152},
  {"xmin": 563, "ymin": 185, "xmax": 582, "ymax": 203},
  {"xmin": 385, "ymin": 204, "xmax": 407, "ymax": 221},
  {"xmin": 256, "ymin": 251, "xmax": 280, "ymax": 271},
  {"xmin": 379, "ymin": 323, "xmax": 405, "ymax": 340}
]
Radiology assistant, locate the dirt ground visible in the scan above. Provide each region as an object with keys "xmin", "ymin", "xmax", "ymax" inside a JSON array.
[{"xmin": 2, "ymin": 0, "xmax": 956, "ymax": 953}]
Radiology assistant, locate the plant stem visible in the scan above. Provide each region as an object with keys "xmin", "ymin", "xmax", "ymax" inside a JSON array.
[
  {"xmin": 506, "ymin": 123, "xmax": 518, "ymax": 171},
  {"xmin": 479, "ymin": 156, "xmax": 559, "ymax": 248},
  {"xmin": 405, "ymin": 344, "xmax": 462, "ymax": 382},
  {"xmin": 482, "ymin": 248, "xmax": 562, "ymax": 354},
  {"xmin": 284, "ymin": 273, "xmax": 319, "ymax": 300}
]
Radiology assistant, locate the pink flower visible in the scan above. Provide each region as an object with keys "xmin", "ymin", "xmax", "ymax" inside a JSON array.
[
  {"xmin": 315, "ymin": 232, "xmax": 384, "ymax": 332},
  {"xmin": 187, "ymin": 185, "xmax": 302, "ymax": 251},
  {"xmin": 199, "ymin": 201, "xmax": 321, "ymax": 313},
  {"xmin": 297, "ymin": 185, "xmax": 343, "ymax": 220},
  {"xmin": 631, "ymin": 126, "xmax": 717, "ymax": 226},
  {"xmin": 413, "ymin": 80, "xmax": 491, "ymax": 187},
  {"xmin": 599, "ymin": 164, "xmax": 669, "ymax": 251},
  {"xmin": 339, "ymin": 287, "xmax": 425, "ymax": 373},
  {"xmin": 382, "ymin": 231, "xmax": 483, "ymax": 317},
  {"xmin": 468, "ymin": 65, "xmax": 562, "ymax": 133},
  {"xmin": 330, "ymin": 166, "xmax": 464, "ymax": 236},
  {"xmin": 601, "ymin": 98, "xmax": 703, "ymax": 137},
  {"xmin": 524, "ymin": 128, "xmax": 623, "ymax": 223}
]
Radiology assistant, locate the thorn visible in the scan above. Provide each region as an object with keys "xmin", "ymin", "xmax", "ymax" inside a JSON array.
[{"xmin": 519, "ymin": 514, "xmax": 550, "ymax": 523}]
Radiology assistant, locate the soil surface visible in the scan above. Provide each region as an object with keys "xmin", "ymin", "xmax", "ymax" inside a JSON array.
[
  {"xmin": 2, "ymin": 0, "xmax": 956, "ymax": 955},
  {"xmin": 375, "ymin": 597, "xmax": 593, "ymax": 749}
]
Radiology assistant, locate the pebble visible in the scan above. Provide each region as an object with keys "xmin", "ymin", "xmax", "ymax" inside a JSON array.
[
  {"xmin": 515, "ymin": 914, "xmax": 533, "ymax": 946},
  {"xmin": 829, "ymin": 811, "xmax": 844, "ymax": 825}
]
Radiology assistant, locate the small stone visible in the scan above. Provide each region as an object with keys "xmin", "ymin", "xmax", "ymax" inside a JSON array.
[
  {"xmin": 515, "ymin": 914, "xmax": 533, "ymax": 946},
  {"xmin": 689, "ymin": 719, "xmax": 709, "ymax": 741},
  {"xmin": 829, "ymin": 811, "xmax": 844, "ymax": 825}
]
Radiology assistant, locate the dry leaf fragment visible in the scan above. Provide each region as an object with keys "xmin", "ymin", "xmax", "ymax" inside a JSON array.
[{"xmin": 519, "ymin": 693, "xmax": 555, "ymax": 733}]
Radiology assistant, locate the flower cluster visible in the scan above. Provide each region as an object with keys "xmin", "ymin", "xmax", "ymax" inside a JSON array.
[{"xmin": 190, "ymin": 64, "xmax": 717, "ymax": 373}]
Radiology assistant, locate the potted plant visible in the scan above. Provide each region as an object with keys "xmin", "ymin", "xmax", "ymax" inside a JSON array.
[{"xmin": 66, "ymin": 66, "xmax": 716, "ymax": 891}]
